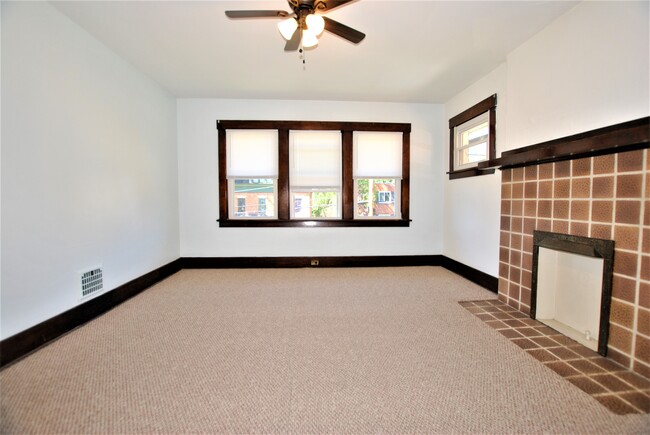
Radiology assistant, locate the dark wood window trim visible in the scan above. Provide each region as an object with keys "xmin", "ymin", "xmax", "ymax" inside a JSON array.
[
  {"xmin": 217, "ymin": 120, "xmax": 411, "ymax": 228},
  {"xmin": 448, "ymin": 94, "xmax": 497, "ymax": 180}
]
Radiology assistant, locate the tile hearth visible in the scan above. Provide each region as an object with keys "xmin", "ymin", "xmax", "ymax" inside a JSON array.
[{"xmin": 460, "ymin": 299, "xmax": 650, "ymax": 415}]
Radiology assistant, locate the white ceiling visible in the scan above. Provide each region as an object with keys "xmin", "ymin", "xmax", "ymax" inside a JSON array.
[{"xmin": 51, "ymin": 0, "xmax": 578, "ymax": 103}]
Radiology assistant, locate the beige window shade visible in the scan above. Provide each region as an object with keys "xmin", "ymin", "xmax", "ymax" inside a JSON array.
[
  {"xmin": 226, "ymin": 129, "xmax": 278, "ymax": 178},
  {"xmin": 353, "ymin": 131, "xmax": 403, "ymax": 177},
  {"xmin": 290, "ymin": 130, "xmax": 342, "ymax": 189}
]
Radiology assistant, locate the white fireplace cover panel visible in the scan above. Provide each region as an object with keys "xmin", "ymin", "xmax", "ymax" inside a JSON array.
[{"xmin": 537, "ymin": 247, "xmax": 604, "ymax": 347}]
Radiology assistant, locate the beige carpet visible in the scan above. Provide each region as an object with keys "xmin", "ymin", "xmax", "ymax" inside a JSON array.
[{"xmin": 1, "ymin": 267, "xmax": 648, "ymax": 433}]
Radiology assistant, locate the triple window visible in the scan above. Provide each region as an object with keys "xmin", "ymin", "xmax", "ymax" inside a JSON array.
[{"xmin": 218, "ymin": 120, "xmax": 411, "ymax": 227}]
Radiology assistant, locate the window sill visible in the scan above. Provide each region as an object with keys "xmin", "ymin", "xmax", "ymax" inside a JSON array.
[
  {"xmin": 447, "ymin": 167, "xmax": 495, "ymax": 180},
  {"xmin": 218, "ymin": 219, "xmax": 411, "ymax": 228}
]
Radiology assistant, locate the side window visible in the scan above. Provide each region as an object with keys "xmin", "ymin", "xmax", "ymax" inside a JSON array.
[{"xmin": 448, "ymin": 94, "xmax": 496, "ymax": 179}]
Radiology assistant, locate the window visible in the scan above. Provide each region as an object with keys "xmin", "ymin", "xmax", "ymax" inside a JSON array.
[
  {"xmin": 448, "ymin": 94, "xmax": 496, "ymax": 179},
  {"xmin": 217, "ymin": 120, "xmax": 411, "ymax": 227}
]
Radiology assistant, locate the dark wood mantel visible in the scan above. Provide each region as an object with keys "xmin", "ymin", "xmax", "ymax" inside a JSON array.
[{"xmin": 478, "ymin": 117, "xmax": 649, "ymax": 170}]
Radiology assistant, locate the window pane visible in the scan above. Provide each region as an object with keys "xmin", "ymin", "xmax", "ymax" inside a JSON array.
[
  {"xmin": 232, "ymin": 179, "xmax": 275, "ymax": 218},
  {"xmin": 227, "ymin": 130, "xmax": 278, "ymax": 177},
  {"xmin": 459, "ymin": 142, "xmax": 488, "ymax": 165},
  {"xmin": 290, "ymin": 130, "xmax": 341, "ymax": 188},
  {"xmin": 353, "ymin": 132, "xmax": 402, "ymax": 177},
  {"xmin": 355, "ymin": 179, "xmax": 399, "ymax": 218},
  {"xmin": 291, "ymin": 191, "xmax": 340, "ymax": 218}
]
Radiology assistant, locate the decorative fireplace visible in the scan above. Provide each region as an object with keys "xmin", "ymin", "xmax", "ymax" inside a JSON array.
[{"xmin": 531, "ymin": 231, "xmax": 614, "ymax": 355}]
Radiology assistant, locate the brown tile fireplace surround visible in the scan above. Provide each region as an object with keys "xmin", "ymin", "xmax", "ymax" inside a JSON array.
[{"xmin": 482, "ymin": 117, "xmax": 650, "ymax": 378}]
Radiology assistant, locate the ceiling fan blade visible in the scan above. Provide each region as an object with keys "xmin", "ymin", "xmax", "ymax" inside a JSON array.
[
  {"xmin": 317, "ymin": 1, "xmax": 356, "ymax": 12},
  {"xmin": 323, "ymin": 16, "xmax": 365, "ymax": 44},
  {"xmin": 284, "ymin": 28, "xmax": 301, "ymax": 52},
  {"xmin": 225, "ymin": 10, "xmax": 289, "ymax": 19}
]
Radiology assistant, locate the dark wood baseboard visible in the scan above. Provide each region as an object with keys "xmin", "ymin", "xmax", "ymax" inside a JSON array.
[
  {"xmin": 1, "ymin": 255, "xmax": 497, "ymax": 369},
  {"xmin": 181, "ymin": 255, "xmax": 443, "ymax": 269},
  {"xmin": 0, "ymin": 259, "xmax": 182, "ymax": 368},
  {"xmin": 440, "ymin": 257, "xmax": 499, "ymax": 293}
]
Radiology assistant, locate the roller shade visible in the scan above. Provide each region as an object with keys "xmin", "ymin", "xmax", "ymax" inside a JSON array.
[
  {"xmin": 226, "ymin": 130, "xmax": 278, "ymax": 178},
  {"xmin": 353, "ymin": 131, "xmax": 403, "ymax": 177},
  {"xmin": 290, "ymin": 130, "xmax": 341, "ymax": 189}
]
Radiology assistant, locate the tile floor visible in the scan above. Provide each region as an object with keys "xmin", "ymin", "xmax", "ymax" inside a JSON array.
[{"xmin": 460, "ymin": 299, "xmax": 650, "ymax": 415}]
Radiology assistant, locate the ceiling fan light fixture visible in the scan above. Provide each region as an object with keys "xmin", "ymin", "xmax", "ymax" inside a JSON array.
[
  {"xmin": 305, "ymin": 14, "xmax": 325, "ymax": 36},
  {"xmin": 277, "ymin": 17, "xmax": 298, "ymax": 40},
  {"xmin": 301, "ymin": 28, "xmax": 319, "ymax": 48}
]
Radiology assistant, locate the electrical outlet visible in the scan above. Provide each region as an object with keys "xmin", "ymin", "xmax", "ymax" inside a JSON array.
[{"xmin": 310, "ymin": 259, "xmax": 319, "ymax": 266}]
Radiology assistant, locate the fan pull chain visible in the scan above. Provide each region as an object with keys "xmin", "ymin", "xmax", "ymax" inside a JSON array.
[{"xmin": 299, "ymin": 48, "xmax": 307, "ymax": 70}]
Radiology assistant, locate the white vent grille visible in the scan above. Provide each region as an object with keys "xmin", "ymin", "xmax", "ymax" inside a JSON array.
[{"xmin": 80, "ymin": 267, "xmax": 103, "ymax": 298}]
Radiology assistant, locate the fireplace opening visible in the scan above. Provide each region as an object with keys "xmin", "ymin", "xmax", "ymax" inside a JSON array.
[{"xmin": 531, "ymin": 231, "xmax": 615, "ymax": 356}]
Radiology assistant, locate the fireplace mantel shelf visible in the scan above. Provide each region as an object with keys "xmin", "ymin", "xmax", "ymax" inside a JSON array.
[{"xmin": 478, "ymin": 117, "xmax": 649, "ymax": 170}]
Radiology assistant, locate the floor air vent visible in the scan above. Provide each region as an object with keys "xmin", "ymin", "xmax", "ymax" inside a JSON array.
[{"xmin": 80, "ymin": 267, "xmax": 103, "ymax": 298}]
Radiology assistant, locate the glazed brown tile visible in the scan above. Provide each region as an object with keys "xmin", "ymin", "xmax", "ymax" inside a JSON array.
[
  {"xmin": 500, "ymin": 230, "xmax": 509, "ymax": 247},
  {"xmin": 522, "ymin": 253, "xmax": 533, "ymax": 271},
  {"xmin": 592, "ymin": 176, "xmax": 614, "ymax": 198},
  {"xmin": 511, "ymin": 234, "xmax": 522, "ymax": 251},
  {"xmin": 502, "ymin": 169, "xmax": 512, "ymax": 183},
  {"xmin": 500, "ymin": 215, "xmax": 510, "ymax": 231},
  {"xmin": 510, "ymin": 250, "xmax": 521, "ymax": 268},
  {"xmin": 503, "ymin": 318, "xmax": 527, "ymax": 328},
  {"xmin": 538, "ymin": 180, "xmax": 553, "ymax": 198},
  {"xmin": 508, "ymin": 282, "xmax": 520, "ymax": 299},
  {"xmin": 538, "ymin": 163, "xmax": 553, "ymax": 180},
  {"xmin": 525, "ymin": 165, "xmax": 538, "ymax": 181},
  {"xmin": 512, "ymin": 167, "xmax": 524, "ymax": 182},
  {"xmin": 591, "ymin": 200, "xmax": 614, "ymax": 222},
  {"xmin": 512, "ymin": 337, "xmax": 539, "ymax": 350},
  {"xmin": 567, "ymin": 344, "xmax": 600, "ymax": 358},
  {"xmin": 547, "ymin": 346, "xmax": 583, "ymax": 360},
  {"xmin": 501, "ymin": 199, "xmax": 511, "ymax": 215},
  {"xmin": 531, "ymin": 336, "xmax": 560, "ymax": 348},
  {"xmin": 614, "ymin": 225, "xmax": 640, "ymax": 251},
  {"xmin": 512, "ymin": 182, "xmax": 524, "ymax": 199},
  {"xmin": 593, "ymin": 154, "xmax": 615, "ymax": 175},
  {"xmin": 572, "ymin": 178, "xmax": 591, "ymax": 198},
  {"xmin": 498, "ymin": 328, "xmax": 524, "ymax": 339},
  {"xmin": 635, "ymin": 335, "xmax": 650, "ymax": 364},
  {"xmin": 536, "ymin": 218, "xmax": 552, "ymax": 231},
  {"xmin": 617, "ymin": 149, "xmax": 644, "ymax": 173},
  {"xmin": 499, "ymin": 262, "xmax": 509, "ymax": 278},
  {"xmin": 545, "ymin": 361, "xmax": 582, "ymax": 377},
  {"xmin": 527, "ymin": 348, "xmax": 559, "ymax": 362},
  {"xmin": 567, "ymin": 376, "xmax": 608, "ymax": 395},
  {"xmin": 476, "ymin": 313, "xmax": 494, "ymax": 321},
  {"xmin": 589, "ymin": 357, "xmax": 627, "ymax": 372},
  {"xmin": 591, "ymin": 373, "xmax": 634, "ymax": 393},
  {"xmin": 608, "ymin": 347, "xmax": 632, "ymax": 368},
  {"xmin": 538, "ymin": 200, "xmax": 552, "ymax": 218},
  {"xmin": 523, "ymin": 218, "xmax": 536, "ymax": 235},
  {"xmin": 617, "ymin": 174, "xmax": 643, "ymax": 198},
  {"xmin": 568, "ymin": 359, "xmax": 606, "ymax": 375},
  {"xmin": 524, "ymin": 200, "xmax": 537, "ymax": 217},
  {"xmin": 638, "ymin": 282, "xmax": 649, "ymax": 309},
  {"xmin": 632, "ymin": 361, "xmax": 650, "ymax": 379},
  {"xmin": 518, "ymin": 327, "xmax": 544, "ymax": 338},
  {"xmin": 555, "ymin": 160, "xmax": 571, "ymax": 178},
  {"xmin": 554, "ymin": 179, "xmax": 570, "ymax": 198},
  {"xmin": 616, "ymin": 371, "xmax": 650, "ymax": 389},
  {"xmin": 637, "ymin": 308, "xmax": 650, "ymax": 336},
  {"xmin": 511, "ymin": 217, "xmax": 523, "ymax": 233},
  {"xmin": 615, "ymin": 200, "xmax": 641, "ymax": 225},
  {"xmin": 501, "ymin": 183, "xmax": 511, "ymax": 199},
  {"xmin": 646, "ymin": 201, "xmax": 650, "ymax": 225},
  {"xmin": 498, "ymin": 277, "xmax": 509, "ymax": 294},
  {"xmin": 553, "ymin": 220, "xmax": 569, "ymax": 234},
  {"xmin": 619, "ymin": 392, "xmax": 650, "ymax": 413},
  {"xmin": 641, "ymin": 255, "xmax": 650, "ymax": 281},
  {"xmin": 571, "ymin": 200, "xmax": 590, "ymax": 221},
  {"xmin": 522, "ymin": 236, "xmax": 533, "ymax": 254},
  {"xmin": 525, "ymin": 181, "xmax": 537, "ymax": 198},
  {"xmin": 570, "ymin": 222, "xmax": 589, "ymax": 237},
  {"xmin": 511, "ymin": 199, "xmax": 523, "ymax": 216},
  {"xmin": 608, "ymin": 324, "xmax": 633, "ymax": 353},
  {"xmin": 551, "ymin": 335, "xmax": 579, "ymax": 346},
  {"xmin": 590, "ymin": 223, "xmax": 612, "ymax": 240},
  {"xmin": 610, "ymin": 299, "xmax": 635, "ymax": 329},
  {"xmin": 554, "ymin": 200, "xmax": 570, "ymax": 219},
  {"xmin": 613, "ymin": 250, "xmax": 638, "ymax": 278},
  {"xmin": 643, "ymin": 228, "xmax": 649, "ymax": 254},
  {"xmin": 594, "ymin": 394, "xmax": 639, "ymax": 415},
  {"xmin": 485, "ymin": 320, "xmax": 510, "ymax": 330},
  {"xmin": 499, "ymin": 247, "xmax": 509, "ymax": 263},
  {"xmin": 534, "ymin": 325, "xmax": 559, "ymax": 336},
  {"xmin": 572, "ymin": 157, "xmax": 592, "ymax": 177},
  {"xmin": 613, "ymin": 274, "xmax": 637, "ymax": 304}
]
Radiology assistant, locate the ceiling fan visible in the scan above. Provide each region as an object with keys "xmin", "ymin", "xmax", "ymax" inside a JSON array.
[{"xmin": 225, "ymin": 0, "xmax": 366, "ymax": 51}]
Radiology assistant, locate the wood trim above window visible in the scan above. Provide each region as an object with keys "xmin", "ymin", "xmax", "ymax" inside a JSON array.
[
  {"xmin": 217, "ymin": 120, "xmax": 411, "ymax": 228},
  {"xmin": 448, "ymin": 94, "xmax": 497, "ymax": 179}
]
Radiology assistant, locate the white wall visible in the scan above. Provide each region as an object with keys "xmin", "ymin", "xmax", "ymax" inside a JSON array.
[
  {"xmin": 178, "ymin": 99, "xmax": 443, "ymax": 257},
  {"xmin": 444, "ymin": 1, "xmax": 649, "ymax": 275},
  {"xmin": 443, "ymin": 64, "xmax": 507, "ymax": 276},
  {"xmin": 1, "ymin": 1, "xmax": 180, "ymax": 339}
]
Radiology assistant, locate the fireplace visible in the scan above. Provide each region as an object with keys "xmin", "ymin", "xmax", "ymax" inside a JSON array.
[
  {"xmin": 487, "ymin": 117, "xmax": 649, "ymax": 378},
  {"xmin": 531, "ymin": 231, "xmax": 614, "ymax": 355}
]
